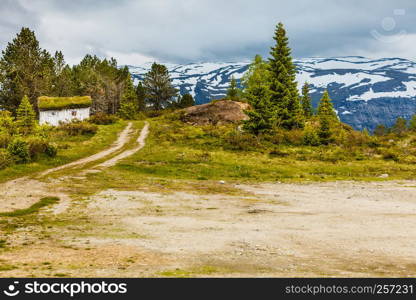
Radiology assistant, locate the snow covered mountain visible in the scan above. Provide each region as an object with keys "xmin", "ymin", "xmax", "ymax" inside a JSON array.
[{"xmin": 128, "ymin": 56, "xmax": 416, "ymax": 131}]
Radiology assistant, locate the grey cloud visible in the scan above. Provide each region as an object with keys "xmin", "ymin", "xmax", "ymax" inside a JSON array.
[{"xmin": 1, "ymin": 0, "xmax": 415, "ymax": 65}]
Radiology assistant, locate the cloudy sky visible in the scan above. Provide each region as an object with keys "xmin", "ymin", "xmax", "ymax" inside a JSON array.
[{"xmin": 0, "ymin": 0, "xmax": 415, "ymax": 65}]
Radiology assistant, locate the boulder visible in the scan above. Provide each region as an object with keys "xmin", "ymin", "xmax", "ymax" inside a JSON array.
[{"xmin": 181, "ymin": 100, "xmax": 250, "ymax": 125}]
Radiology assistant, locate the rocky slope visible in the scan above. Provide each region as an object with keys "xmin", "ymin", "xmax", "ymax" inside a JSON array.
[{"xmin": 128, "ymin": 56, "xmax": 416, "ymax": 130}]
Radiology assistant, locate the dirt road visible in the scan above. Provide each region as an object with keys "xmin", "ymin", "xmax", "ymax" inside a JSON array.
[
  {"xmin": 0, "ymin": 122, "xmax": 149, "ymax": 213},
  {"xmin": 39, "ymin": 122, "xmax": 134, "ymax": 177}
]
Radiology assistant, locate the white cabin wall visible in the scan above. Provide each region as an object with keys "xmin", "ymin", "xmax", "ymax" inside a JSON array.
[{"xmin": 39, "ymin": 107, "xmax": 90, "ymax": 126}]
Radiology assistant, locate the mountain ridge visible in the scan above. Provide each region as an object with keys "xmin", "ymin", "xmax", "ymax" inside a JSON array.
[{"xmin": 128, "ymin": 56, "xmax": 416, "ymax": 130}]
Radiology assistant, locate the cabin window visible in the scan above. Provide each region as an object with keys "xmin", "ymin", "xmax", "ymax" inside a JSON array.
[{"xmin": 72, "ymin": 111, "xmax": 77, "ymax": 116}]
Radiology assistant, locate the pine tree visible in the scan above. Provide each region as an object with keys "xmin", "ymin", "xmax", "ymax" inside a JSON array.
[
  {"xmin": 16, "ymin": 95, "xmax": 36, "ymax": 135},
  {"xmin": 268, "ymin": 22, "xmax": 304, "ymax": 129},
  {"xmin": 178, "ymin": 94, "xmax": 195, "ymax": 108},
  {"xmin": 0, "ymin": 27, "xmax": 54, "ymax": 112},
  {"xmin": 391, "ymin": 117, "xmax": 408, "ymax": 136},
  {"xmin": 226, "ymin": 76, "xmax": 240, "ymax": 100},
  {"xmin": 52, "ymin": 51, "xmax": 74, "ymax": 96},
  {"xmin": 317, "ymin": 90, "xmax": 337, "ymax": 144},
  {"xmin": 301, "ymin": 82, "xmax": 313, "ymax": 118},
  {"xmin": 118, "ymin": 75, "xmax": 138, "ymax": 119},
  {"xmin": 72, "ymin": 55, "xmax": 129, "ymax": 114},
  {"xmin": 143, "ymin": 62, "xmax": 178, "ymax": 110},
  {"xmin": 136, "ymin": 82, "xmax": 146, "ymax": 111},
  {"xmin": 317, "ymin": 90, "xmax": 337, "ymax": 120},
  {"xmin": 374, "ymin": 124, "xmax": 388, "ymax": 136},
  {"xmin": 408, "ymin": 115, "xmax": 416, "ymax": 132},
  {"xmin": 242, "ymin": 55, "xmax": 274, "ymax": 135}
]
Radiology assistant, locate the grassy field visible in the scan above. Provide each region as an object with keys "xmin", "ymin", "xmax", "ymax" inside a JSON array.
[
  {"xmin": 98, "ymin": 116, "xmax": 416, "ymax": 183},
  {"xmin": 0, "ymin": 121, "xmax": 126, "ymax": 183}
]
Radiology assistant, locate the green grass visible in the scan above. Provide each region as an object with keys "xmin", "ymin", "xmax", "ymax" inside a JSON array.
[
  {"xmin": 38, "ymin": 96, "xmax": 92, "ymax": 110},
  {"xmin": 158, "ymin": 266, "xmax": 232, "ymax": 277},
  {"xmin": 112, "ymin": 118, "xmax": 416, "ymax": 183},
  {"xmin": 0, "ymin": 264, "xmax": 17, "ymax": 271},
  {"xmin": 0, "ymin": 197, "xmax": 59, "ymax": 217},
  {"xmin": 0, "ymin": 121, "xmax": 126, "ymax": 183}
]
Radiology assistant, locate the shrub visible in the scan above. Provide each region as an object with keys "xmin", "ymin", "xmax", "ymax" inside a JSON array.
[
  {"xmin": 118, "ymin": 102, "xmax": 139, "ymax": 120},
  {"xmin": 7, "ymin": 137, "xmax": 30, "ymax": 163},
  {"xmin": 26, "ymin": 136, "xmax": 58, "ymax": 159},
  {"xmin": 0, "ymin": 149, "xmax": 13, "ymax": 169},
  {"xmin": 45, "ymin": 144, "xmax": 58, "ymax": 158},
  {"xmin": 88, "ymin": 112, "xmax": 118, "ymax": 125},
  {"xmin": 381, "ymin": 149, "xmax": 400, "ymax": 162},
  {"xmin": 343, "ymin": 130, "xmax": 370, "ymax": 147},
  {"xmin": 26, "ymin": 136, "xmax": 48, "ymax": 159},
  {"xmin": 0, "ymin": 132, "xmax": 11, "ymax": 148},
  {"xmin": 0, "ymin": 111, "xmax": 17, "ymax": 135},
  {"xmin": 223, "ymin": 130, "xmax": 262, "ymax": 151},
  {"xmin": 34, "ymin": 124, "xmax": 54, "ymax": 138},
  {"xmin": 303, "ymin": 130, "xmax": 320, "ymax": 146},
  {"xmin": 283, "ymin": 129, "xmax": 305, "ymax": 145},
  {"xmin": 58, "ymin": 121, "xmax": 98, "ymax": 136}
]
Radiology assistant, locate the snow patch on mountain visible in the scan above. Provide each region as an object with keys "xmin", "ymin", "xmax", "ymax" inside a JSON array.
[{"xmin": 128, "ymin": 56, "xmax": 416, "ymax": 130}]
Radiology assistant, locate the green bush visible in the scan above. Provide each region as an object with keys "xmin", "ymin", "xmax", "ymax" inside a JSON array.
[
  {"xmin": 0, "ymin": 149, "xmax": 14, "ymax": 169},
  {"xmin": 34, "ymin": 124, "xmax": 53, "ymax": 138},
  {"xmin": 223, "ymin": 130, "xmax": 262, "ymax": 151},
  {"xmin": 118, "ymin": 102, "xmax": 139, "ymax": 120},
  {"xmin": 26, "ymin": 136, "xmax": 48, "ymax": 159},
  {"xmin": 0, "ymin": 132, "xmax": 11, "ymax": 148},
  {"xmin": 45, "ymin": 144, "xmax": 58, "ymax": 157},
  {"xmin": 89, "ymin": 112, "xmax": 118, "ymax": 125},
  {"xmin": 303, "ymin": 130, "xmax": 321, "ymax": 146},
  {"xmin": 0, "ymin": 110, "xmax": 17, "ymax": 135},
  {"xmin": 58, "ymin": 121, "xmax": 98, "ymax": 136},
  {"xmin": 381, "ymin": 149, "xmax": 400, "ymax": 162},
  {"xmin": 26, "ymin": 136, "xmax": 57, "ymax": 159},
  {"xmin": 7, "ymin": 137, "xmax": 30, "ymax": 163}
]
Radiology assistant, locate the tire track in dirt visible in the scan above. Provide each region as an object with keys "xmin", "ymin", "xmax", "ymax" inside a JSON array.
[
  {"xmin": 0, "ymin": 122, "xmax": 150, "ymax": 213},
  {"xmin": 39, "ymin": 122, "xmax": 134, "ymax": 177},
  {"xmin": 94, "ymin": 121, "xmax": 149, "ymax": 168}
]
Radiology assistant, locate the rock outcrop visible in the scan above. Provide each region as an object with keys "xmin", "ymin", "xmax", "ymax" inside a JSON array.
[{"xmin": 181, "ymin": 100, "xmax": 250, "ymax": 125}]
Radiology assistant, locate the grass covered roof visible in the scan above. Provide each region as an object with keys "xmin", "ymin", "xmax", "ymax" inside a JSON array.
[{"xmin": 37, "ymin": 96, "xmax": 92, "ymax": 111}]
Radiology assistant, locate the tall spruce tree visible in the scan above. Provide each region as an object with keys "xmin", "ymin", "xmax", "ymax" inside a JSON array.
[
  {"xmin": 242, "ymin": 55, "xmax": 274, "ymax": 135},
  {"xmin": 118, "ymin": 74, "xmax": 138, "ymax": 119},
  {"xmin": 317, "ymin": 90, "xmax": 337, "ymax": 144},
  {"xmin": 268, "ymin": 22, "xmax": 304, "ymax": 129},
  {"xmin": 142, "ymin": 62, "xmax": 178, "ymax": 110},
  {"xmin": 51, "ymin": 51, "xmax": 74, "ymax": 96},
  {"xmin": 301, "ymin": 82, "xmax": 313, "ymax": 118},
  {"xmin": 0, "ymin": 27, "xmax": 54, "ymax": 112},
  {"xmin": 136, "ymin": 82, "xmax": 146, "ymax": 111},
  {"xmin": 16, "ymin": 95, "xmax": 36, "ymax": 135},
  {"xmin": 226, "ymin": 76, "xmax": 240, "ymax": 100}
]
